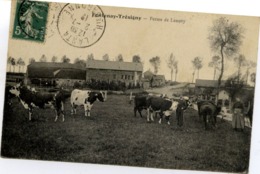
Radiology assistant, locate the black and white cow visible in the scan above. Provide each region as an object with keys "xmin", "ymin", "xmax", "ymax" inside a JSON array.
[
  {"xmin": 70, "ymin": 89, "xmax": 106, "ymax": 117},
  {"xmin": 9, "ymin": 84, "xmax": 69, "ymax": 122},
  {"xmin": 146, "ymin": 96, "xmax": 179, "ymax": 125}
]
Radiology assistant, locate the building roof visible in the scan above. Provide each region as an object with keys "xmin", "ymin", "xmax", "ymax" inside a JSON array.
[
  {"xmin": 195, "ymin": 79, "xmax": 226, "ymax": 88},
  {"xmin": 27, "ymin": 62, "xmax": 85, "ymax": 80},
  {"xmin": 28, "ymin": 62, "xmax": 85, "ymax": 70},
  {"xmin": 86, "ymin": 60, "xmax": 143, "ymax": 72}
]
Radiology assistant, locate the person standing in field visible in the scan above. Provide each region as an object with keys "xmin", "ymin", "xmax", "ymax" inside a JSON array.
[
  {"xmin": 232, "ymin": 97, "xmax": 245, "ymax": 131},
  {"xmin": 176, "ymin": 96, "xmax": 188, "ymax": 128}
]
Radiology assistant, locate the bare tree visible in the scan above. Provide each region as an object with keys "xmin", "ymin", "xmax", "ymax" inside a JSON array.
[
  {"xmin": 87, "ymin": 53, "xmax": 94, "ymax": 61},
  {"xmin": 103, "ymin": 54, "xmax": 109, "ymax": 61},
  {"xmin": 174, "ymin": 61, "xmax": 178, "ymax": 81},
  {"xmin": 11, "ymin": 57, "xmax": 16, "ymax": 72},
  {"xmin": 192, "ymin": 57, "xmax": 203, "ymax": 82},
  {"xmin": 39, "ymin": 54, "xmax": 47, "ymax": 62},
  {"xmin": 115, "ymin": 54, "xmax": 124, "ymax": 62},
  {"xmin": 17, "ymin": 57, "xmax": 24, "ymax": 72},
  {"xmin": 167, "ymin": 53, "xmax": 178, "ymax": 81},
  {"xmin": 208, "ymin": 17, "xmax": 244, "ymax": 88},
  {"xmin": 132, "ymin": 55, "xmax": 141, "ymax": 63},
  {"xmin": 61, "ymin": 55, "xmax": 70, "ymax": 63},
  {"xmin": 208, "ymin": 55, "xmax": 220, "ymax": 80},
  {"xmin": 149, "ymin": 56, "xmax": 160, "ymax": 74},
  {"xmin": 51, "ymin": 56, "xmax": 58, "ymax": 63}
]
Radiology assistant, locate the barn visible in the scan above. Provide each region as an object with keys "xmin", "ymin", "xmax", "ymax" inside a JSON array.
[
  {"xmin": 86, "ymin": 60, "xmax": 143, "ymax": 87},
  {"xmin": 26, "ymin": 62, "xmax": 86, "ymax": 88}
]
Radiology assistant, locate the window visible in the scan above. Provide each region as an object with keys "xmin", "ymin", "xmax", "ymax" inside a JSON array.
[{"xmin": 113, "ymin": 74, "xmax": 116, "ymax": 79}]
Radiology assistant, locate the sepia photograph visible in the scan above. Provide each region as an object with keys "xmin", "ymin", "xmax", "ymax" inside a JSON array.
[{"xmin": 0, "ymin": 0, "xmax": 260, "ymax": 174}]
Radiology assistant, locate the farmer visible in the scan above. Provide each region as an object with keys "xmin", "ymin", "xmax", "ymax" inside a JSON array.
[
  {"xmin": 176, "ymin": 96, "xmax": 188, "ymax": 128},
  {"xmin": 232, "ymin": 97, "xmax": 245, "ymax": 131}
]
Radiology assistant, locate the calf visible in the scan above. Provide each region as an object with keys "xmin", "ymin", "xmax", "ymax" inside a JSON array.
[
  {"xmin": 70, "ymin": 89, "xmax": 106, "ymax": 117},
  {"xmin": 9, "ymin": 84, "xmax": 68, "ymax": 122}
]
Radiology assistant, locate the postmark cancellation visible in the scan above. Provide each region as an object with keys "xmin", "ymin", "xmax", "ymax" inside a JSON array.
[{"xmin": 57, "ymin": 4, "xmax": 106, "ymax": 48}]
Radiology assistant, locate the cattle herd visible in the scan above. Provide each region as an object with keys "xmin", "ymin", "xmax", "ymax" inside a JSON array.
[{"xmin": 4, "ymin": 83, "xmax": 252, "ymax": 130}]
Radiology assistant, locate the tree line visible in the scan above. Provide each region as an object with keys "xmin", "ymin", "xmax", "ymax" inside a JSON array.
[{"xmin": 6, "ymin": 17, "xmax": 257, "ymax": 88}]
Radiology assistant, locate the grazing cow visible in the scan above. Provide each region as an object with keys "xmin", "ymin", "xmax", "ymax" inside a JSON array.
[
  {"xmin": 9, "ymin": 84, "xmax": 69, "ymax": 122},
  {"xmin": 70, "ymin": 89, "xmax": 106, "ymax": 117},
  {"xmin": 146, "ymin": 96, "xmax": 179, "ymax": 125},
  {"xmin": 197, "ymin": 101, "xmax": 221, "ymax": 130}
]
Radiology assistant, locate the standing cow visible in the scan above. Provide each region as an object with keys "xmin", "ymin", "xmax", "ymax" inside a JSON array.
[
  {"xmin": 146, "ymin": 96, "xmax": 179, "ymax": 125},
  {"xmin": 9, "ymin": 84, "xmax": 68, "ymax": 122},
  {"xmin": 134, "ymin": 94, "xmax": 149, "ymax": 117},
  {"xmin": 197, "ymin": 101, "xmax": 221, "ymax": 130},
  {"xmin": 70, "ymin": 89, "xmax": 106, "ymax": 117}
]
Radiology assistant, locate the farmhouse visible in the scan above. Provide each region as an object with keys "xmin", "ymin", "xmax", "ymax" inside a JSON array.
[
  {"xmin": 86, "ymin": 60, "xmax": 143, "ymax": 86},
  {"xmin": 195, "ymin": 79, "xmax": 229, "ymax": 105},
  {"xmin": 27, "ymin": 62, "xmax": 86, "ymax": 87}
]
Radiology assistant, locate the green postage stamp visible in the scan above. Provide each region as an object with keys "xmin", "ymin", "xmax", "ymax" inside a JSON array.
[{"xmin": 12, "ymin": 0, "xmax": 49, "ymax": 42}]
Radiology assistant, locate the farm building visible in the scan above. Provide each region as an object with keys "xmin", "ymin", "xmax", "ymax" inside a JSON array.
[
  {"xmin": 5, "ymin": 72, "xmax": 25, "ymax": 85},
  {"xmin": 195, "ymin": 79, "xmax": 229, "ymax": 105},
  {"xmin": 26, "ymin": 62, "xmax": 86, "ymax": 88},
  {"xmin": 143, "ymin": 70, "xmax": 166, "ymax": 87},
  {"xmin": 86, "ymin": 60, "xmax": 143, "ymax": 86}
]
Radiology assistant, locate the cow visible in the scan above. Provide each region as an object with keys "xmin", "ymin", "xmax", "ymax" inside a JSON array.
[
  {"xmin": 146, "ymin": 96, "xmax": 179, "ymax": 125},
  {"xmin": 70, "ymin": 89, "xmax": 106, "ymax": 117},
  {"xmin": 9, "ymin": 84, "xmax": 69, "ymax": 122},
  {"xmin": 197, "ymin": 101, "xmax": 221, "ymax": 130},
  {"xmin": 133, "ymin": 93, "xmax": 167, "ymax": 118},
  {"xmin": 134, "ymin": 94, "xmax": 148, "ymax": 117}
]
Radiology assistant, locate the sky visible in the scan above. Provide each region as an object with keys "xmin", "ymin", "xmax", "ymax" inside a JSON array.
[{"xmin": 7, "ymin": 1, "xmax": 259, "ymax": 83}]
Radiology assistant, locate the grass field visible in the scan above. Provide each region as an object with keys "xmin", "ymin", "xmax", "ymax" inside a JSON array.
[{"xmin": 1, "ymin": 94, "xmax": 251, "ymax": 173}]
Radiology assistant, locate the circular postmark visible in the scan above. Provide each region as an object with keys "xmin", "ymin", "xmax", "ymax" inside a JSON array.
[
  {"xmin": 57, "ymin": 4, "xmax": 106, "ymax": 48},
  {"xmin": 17, "ymin": 1, "xmax": 49, "ymax": 41}
]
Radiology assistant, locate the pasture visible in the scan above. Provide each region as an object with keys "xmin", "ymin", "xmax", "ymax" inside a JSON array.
[{"xmin": 1, "ymin": 94, "xmax": 251, "ymax": 173}]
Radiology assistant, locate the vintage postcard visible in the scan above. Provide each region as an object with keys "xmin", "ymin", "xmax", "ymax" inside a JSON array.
[{"xmin": 1, "ymin": 0, "xmax": 260, "ymax": 174}]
